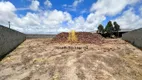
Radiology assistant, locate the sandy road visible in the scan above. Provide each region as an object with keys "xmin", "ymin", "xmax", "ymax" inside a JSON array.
[{"xmin": 0, "ymin": 38, "xmax": 142, "ymax": 80}]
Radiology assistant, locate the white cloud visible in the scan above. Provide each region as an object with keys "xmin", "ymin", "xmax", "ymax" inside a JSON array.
[
  {"xmin": 73, "ymin": 0, "xmax": 84, "ymax": 7},
  {"xmin": 86, "ymin": 0, "xmax": 141, "ymax": 31},
  {"xmin": 0, "ymin": 1, "xmax": 74, "ymax": 34},
  {"xmin": 62, "ymin": 0, "xmax": 84, "ymax": 11},
  {"xmin": 47, "ymin": 10, "xmax": 71, "ymax": 23},
  {"xmin": 71, "ymin": 16, "xmax": 85, "ymax": 31},
  {"xmin": 139, "ymin": 6, "xmax": 142, "ymax": 16},
  {"xmin": 114, "ymin": 8, "xmax": 142, "ymax": 29},
  {"xmin": 84, "ymin": 13, "xmax": 106, "ymax": 31},
  {"xmin": 0, "ymin": 1, "xmax": 115, "ymax": 33},
  {"xmin": 44, "ymin": 0, "xmax": 52, "ymax": 8},
  {"xmin": 42, "ymin": 10, "xmax": 72, "ymax": 30},
  {"xmin": 68, "ymin": 13, "xmax": 106, "ymax": 32},
  {"xmin": 17, "ymin": 10, "xmax": 73, "ymax": 33},
  {"xmin": 90, "ymin": 0, "xmax": 139, "ymax": 16},
  {"xmin": 0, "ymin": 1, "xmax": 16, "ymax": 24},
  {"xmin": 0, "ymin": 1, "xmax": 16, "ymax": 12},
  {"xmin": 29, "ymin": 0, "xmax": 39, "ymax": 11},
  {"xmin": 0, "ymin": 1, "xmax": 141, "ymax": 34},
  {"xmin": 21, "ymin": 13, "xmax": 41, "ymax": 26}
]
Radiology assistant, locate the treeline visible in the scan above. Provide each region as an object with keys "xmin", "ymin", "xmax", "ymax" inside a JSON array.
[{"xmin": 97, "ymin": 21, "xmax": 121, "ymax": 38}]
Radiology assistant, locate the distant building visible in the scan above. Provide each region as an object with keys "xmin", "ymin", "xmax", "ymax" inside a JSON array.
[
  {"xmin": 113, "ymin": 29, "xmax": 132, "ymax": 37},
  {"xmin": 98, "ymin": 29, "xmax": 132, "ymax": 38}
]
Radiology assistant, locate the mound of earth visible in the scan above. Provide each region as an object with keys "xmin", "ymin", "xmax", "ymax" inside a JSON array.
[{"xmin": 52, "ymin": 32, "xmax": 104, "ymax": 44}]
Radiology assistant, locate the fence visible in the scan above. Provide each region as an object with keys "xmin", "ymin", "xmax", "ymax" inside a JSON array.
[
  {"xmin": 122, "ymin": 28, "xmax": 142, "ymax": 49},
  {"xmin": 0, "ymin": 25, "xmax": 26, "ymax": 59}
]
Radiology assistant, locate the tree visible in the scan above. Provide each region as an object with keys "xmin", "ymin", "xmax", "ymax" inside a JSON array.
[
  {"xmin": 98, "ymin": 24, "xmax": 104, "ymax": 34},
  {"xmin": 114, "ymin": 21, "xmax": 120, "ymax": 37},
  {"xmin": 105, "ymin": 21, "xmax": 114, "ymax": 36}
]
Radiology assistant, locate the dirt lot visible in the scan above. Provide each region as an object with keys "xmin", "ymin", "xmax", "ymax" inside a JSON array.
[{"xmin": 0, "ymin": 38, "xmax": 142, "ymax": 80}]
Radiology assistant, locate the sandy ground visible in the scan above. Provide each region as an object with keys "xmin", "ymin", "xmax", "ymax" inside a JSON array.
[{"xmin": 0, "ymin": 38, "xmax": 142, "ymax": 80}]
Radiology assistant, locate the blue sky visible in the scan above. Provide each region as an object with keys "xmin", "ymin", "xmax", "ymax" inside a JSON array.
[
  {"xmin": 11, "ymin": 0, "xmax": 94, "ymax": 18},
  {"xmin": 0, "ymin": 0, "xmax": 142, "ymax": 34}
]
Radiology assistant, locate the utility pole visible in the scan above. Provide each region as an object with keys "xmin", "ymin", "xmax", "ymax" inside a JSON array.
[{"xmin": 8, "ymin": 21, "xmax": 10, "ymax": 28}]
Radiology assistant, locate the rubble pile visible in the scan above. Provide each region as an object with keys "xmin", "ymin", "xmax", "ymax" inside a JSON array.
[{"xmin": 52, "ymin": 32, "xmax": 104, "ymax": 44}]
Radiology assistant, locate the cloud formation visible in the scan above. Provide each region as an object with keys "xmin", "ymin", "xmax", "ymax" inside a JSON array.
[
  {"xmin": 0, "ymin": 1, "xmax": 16, "ymax": 24},
  {"xmin": 73, "ymin": 0, "xmax": 84, "ymax": 7},
  {"xmin": 44, "ymin": 0, "xmax": 52, "ymax": 8},
  {"xmin": 63, "ymin": 0, "xmax": 84, "ymax": 11},
  {"xmin": 0, "ymin": 0, "xmax": 141, "ymax": 34},
  {"xmin": 114, "ymin": 8, "xmax": 142, "ymax": 29},
  {"xmin": 89, "ymin": 0, "xmax": 141, "ymax": 30},
  {"xmin": 29, "ymin": 0, "xmax": 40, "ymax": 11},
  {"xmin": 90, "ymin": 0, "xmax": 139, "ymax": 16}
]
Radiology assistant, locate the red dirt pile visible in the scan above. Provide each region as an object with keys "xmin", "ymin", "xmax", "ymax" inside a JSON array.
[{"xmin": 52, "ymin": 32, "xmax": 104, "ymax": 44}]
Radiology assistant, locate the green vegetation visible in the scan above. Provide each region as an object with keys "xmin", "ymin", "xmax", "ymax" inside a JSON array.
[
  {"xmin": 97, "ymin": 21, "xmax": 121, "ymax": 38},
  {"xmin": 98, "ymin": 24, "xmax": 104, "ymax": 34},
  {"xmin": 114, "ymin": 21, "xmax": 121, "ymax": 37},
  {"xmin": 105, "ymin": 21, "xmax": 114, "ymax": 35}
]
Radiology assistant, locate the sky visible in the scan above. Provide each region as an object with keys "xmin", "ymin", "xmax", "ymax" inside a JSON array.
[{"xmin": 0, "ymin": 0, "xmax": 142, "ymax": 34}]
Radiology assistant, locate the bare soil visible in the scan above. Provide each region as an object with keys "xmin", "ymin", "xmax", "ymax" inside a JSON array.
[{"xmin": 0, "ymin": 38, "xmax": 142, "ymax": 80}]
